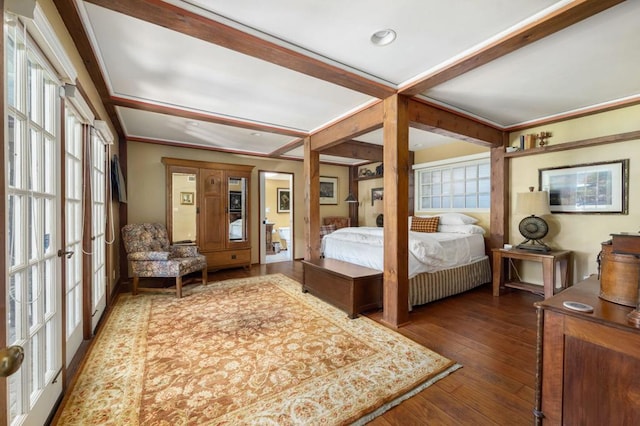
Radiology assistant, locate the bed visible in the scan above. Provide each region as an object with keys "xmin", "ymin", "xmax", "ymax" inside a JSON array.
[{"xmin": 321, "ymin": 214, "xmax": 491, "ymax": 308}]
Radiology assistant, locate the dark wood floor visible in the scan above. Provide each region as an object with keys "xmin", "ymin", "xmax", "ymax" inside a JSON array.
[{"xmin": 206, "ymin": 260, "xmax": 540, "ymax": 425}]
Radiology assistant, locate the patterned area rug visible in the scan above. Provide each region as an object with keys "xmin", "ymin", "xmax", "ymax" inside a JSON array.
[{"xmin": 55, "ymin": 274, "xmax": 460, "ymax": 425}]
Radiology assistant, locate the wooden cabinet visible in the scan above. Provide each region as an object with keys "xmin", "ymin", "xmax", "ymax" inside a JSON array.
[
  {"xmin": 534, "ymin": 276, "xmax": 640, "ymax": 425},
  {"xmin": 163, "ymin": 157, "xmax": 254, "ymax": 271}
]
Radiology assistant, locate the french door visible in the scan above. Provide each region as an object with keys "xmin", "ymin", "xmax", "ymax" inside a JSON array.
[
  {"xmin": 5, "ymin": 20, "xmax": 63, "ymax": 425},
  {"xmin": 90, "ymin": 128, "xmax": 108, "ymax": 331}
]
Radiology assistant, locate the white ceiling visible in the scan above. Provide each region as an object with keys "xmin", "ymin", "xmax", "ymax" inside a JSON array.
[{"xmin": 69, "ymin": 0, "xmax": 640, "ymax": 165}]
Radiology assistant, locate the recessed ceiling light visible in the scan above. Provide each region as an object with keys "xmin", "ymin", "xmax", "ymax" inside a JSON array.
[
  {"xmin": 370, "ymin": 29, "xmax": 397, "ymax": 46},
  {"xmin": 187, "ymin": 120, "xmax": 199, "ymax": 127},
  {"xmin": 251, "ymin": 132, "xmax": 261, "ymax": 137}
]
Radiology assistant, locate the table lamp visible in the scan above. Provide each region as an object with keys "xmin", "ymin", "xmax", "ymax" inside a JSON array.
[
  {"xmin": 516, "ymin": 187, "xmax": 551, "ymax": 252},
  {"xmin": 373, "ymin": 199, "xmax": 384, "ymax": 227}
]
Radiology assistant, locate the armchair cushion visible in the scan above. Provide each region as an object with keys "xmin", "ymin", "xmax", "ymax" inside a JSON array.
[
  {"xmin": 170, "ymin": 245, "xmax": 200, "ymax": 258},
  {"xmin": 128, "ymin": 251, "xmax": 171, "ymax": 261}
]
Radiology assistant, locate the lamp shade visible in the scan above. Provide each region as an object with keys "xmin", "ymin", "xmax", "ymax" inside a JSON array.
[
  {"xmin": 373, "ymin": 199, "xmax": 384, "ymax": 214},
  {"xmin": 344, "ymin": 193, "xmax": 358, "ymax": 203},
  {"xmin": 516, "ymin": 190, "xmax": 551, "ymax": 216}
]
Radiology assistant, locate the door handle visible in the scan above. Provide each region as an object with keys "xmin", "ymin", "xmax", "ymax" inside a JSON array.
[
  {"xmin": 0, "ymin": 346, "xmax": 24, "ymax": 377},
  {"xmin": 57, "ymin": 249, "xmax": 74, "ymax": 259}
]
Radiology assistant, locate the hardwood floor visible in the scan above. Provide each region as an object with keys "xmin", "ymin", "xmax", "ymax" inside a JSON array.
[{"xmin": 206, "ymin": 260, "xmax": 539, "ymax": 425}]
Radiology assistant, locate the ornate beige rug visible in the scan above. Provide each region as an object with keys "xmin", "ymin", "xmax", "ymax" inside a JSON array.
[{"xmin": 55, "ymin": 274, "xmax": 460, "ymax": 425}]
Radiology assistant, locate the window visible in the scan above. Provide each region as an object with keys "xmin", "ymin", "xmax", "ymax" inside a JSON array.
[{"xmin": 414, "ymin": 153, "xmax": 490, "ymax": 211}]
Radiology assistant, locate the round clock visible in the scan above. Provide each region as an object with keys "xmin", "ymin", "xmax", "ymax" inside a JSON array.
[{"xmin": 518, "ymin": 215, "xmax": 549, "ymax": 240}]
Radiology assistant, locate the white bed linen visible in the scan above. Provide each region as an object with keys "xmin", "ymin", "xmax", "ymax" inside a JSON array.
[{"xmin": 321, "ymin": 227, "xmax": 485, "ymax": 278}]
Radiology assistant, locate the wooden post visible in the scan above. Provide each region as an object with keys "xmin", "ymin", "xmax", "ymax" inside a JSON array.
[
  {"xmin": 304, "ymin": 137, "xmax": 321, "ymax": 260},
  {"xmin": 382, "ymin": 94, "xmax": 410, "ymax": 327}
]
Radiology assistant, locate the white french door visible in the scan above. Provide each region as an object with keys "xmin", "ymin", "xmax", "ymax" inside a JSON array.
[
  {"xmin": 5, "ymin": 20, "xmax": 63, "ymax": 425},
  {"xmin": 90, "ymin": 129, "xmax": 108, "ymax": 331},
  {"xmin": 63, "ymin": 107, "xmax": 84, "ymax": 366}
]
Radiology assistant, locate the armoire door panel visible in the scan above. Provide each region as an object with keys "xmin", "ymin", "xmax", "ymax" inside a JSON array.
[{"xmin": 200, "ymin": 195, "xmax": 225, "ymax": 251}]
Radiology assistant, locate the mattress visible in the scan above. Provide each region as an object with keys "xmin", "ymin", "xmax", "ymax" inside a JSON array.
[{"xmin": 321, "ymin": 226, "xmax": 486, "ymax": 279}]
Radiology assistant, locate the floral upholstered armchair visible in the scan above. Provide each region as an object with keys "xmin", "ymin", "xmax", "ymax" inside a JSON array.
[{"xmin": 121, "ymin": 223, "xmax": 208, "ymax": 298}]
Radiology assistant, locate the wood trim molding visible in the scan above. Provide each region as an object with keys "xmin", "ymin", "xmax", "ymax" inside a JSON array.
[
  {"xmin": 111, "ymin": 96, "xmax": 307, "ymax": 138},
  {"xmin": 505, "ymin": 129, "xmax": 640, "ymax": 158},
  {"xmin": 400, "ymin": 0, "xmax": 625, "ymax": 96},
  {"xmin": 321, "ymin": 140, "xmax": 383, "ymax": 162}
]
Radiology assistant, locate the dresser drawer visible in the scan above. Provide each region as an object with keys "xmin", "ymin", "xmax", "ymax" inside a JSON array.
[{"xmin": 206, "ymin": 249, "xmax": 251, "ymax": 268}]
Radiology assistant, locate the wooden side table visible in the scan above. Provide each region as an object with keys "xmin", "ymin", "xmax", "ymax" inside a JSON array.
[{"xmin": 492, "ymin": 248, "xmax": 572, "ymax": 299}]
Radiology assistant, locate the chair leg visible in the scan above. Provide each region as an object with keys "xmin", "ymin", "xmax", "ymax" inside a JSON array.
[
  {"xmin": 176, "ymin": 276, "xmax": 183, "ymax": 298},
  {"xmin": 202, "ymin": 267, "xmax": 208, "ymax": 286},
  {"xmin": 133, "ymin": 276, "xmax": 139, "ymax": 295}
]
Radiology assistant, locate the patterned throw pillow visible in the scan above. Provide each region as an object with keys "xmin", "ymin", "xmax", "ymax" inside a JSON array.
[
  {"xmin": 410, "ymin": 216, "xmax": 440, "ymax": 233},
  {"xmin": 320, "ymin": 224, "xmax": 337, "ymax": 237}
]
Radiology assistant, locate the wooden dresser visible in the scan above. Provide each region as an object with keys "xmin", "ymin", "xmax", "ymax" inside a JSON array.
[{"xmin": 534, "ymin": 276, "xmax": 640, "ymax": 425}]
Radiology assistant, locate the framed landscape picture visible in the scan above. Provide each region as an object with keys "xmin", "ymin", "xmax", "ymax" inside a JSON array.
[
  {"xmin": 319, "ymin": 176, "xmax": 338, "ymax": 205},
  {"xmin": 539, "ymin": 159, "xmax": 628, "ymax": 214}
]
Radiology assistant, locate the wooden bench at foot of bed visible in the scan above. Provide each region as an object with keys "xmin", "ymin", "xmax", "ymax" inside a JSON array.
[{"xmin": 301, "ymin": 258, "xmax": 382, "ymax": 318}]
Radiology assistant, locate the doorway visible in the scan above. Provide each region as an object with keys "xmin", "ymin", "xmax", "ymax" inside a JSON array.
[{"xmin": 259, "ymin": 171, "xmax": 293, "ymax": 264}]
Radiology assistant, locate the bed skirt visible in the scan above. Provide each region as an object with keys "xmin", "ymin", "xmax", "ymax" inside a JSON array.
[{"xmin": 409, "ymin": 256, "xmax": 491, "ymax": 308}]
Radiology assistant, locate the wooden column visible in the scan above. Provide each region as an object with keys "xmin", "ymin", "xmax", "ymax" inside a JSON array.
[
  {"xmin": 348, "ymin": 165, "xmax": 359, "ymax": 226},
  {"xmin": 382, "ymin": 94, "xmax": 410, "ymax": 327},
  {"xmin": 304, "ymin": 137, "xmax": 321, "ymax": 260},
  {"xmin": 489, "ymin": 139, "xmax": 509, "ymax": 252}
]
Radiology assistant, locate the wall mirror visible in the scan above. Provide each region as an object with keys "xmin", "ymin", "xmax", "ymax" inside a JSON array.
[{"xmin": 228, "ymin": 176, "xmax": 247, "ymax": 241}]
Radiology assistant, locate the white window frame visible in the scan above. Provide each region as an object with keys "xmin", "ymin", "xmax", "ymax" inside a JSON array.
[{"xmin": 413, "ymin": 152, "xmax": 490, "ymax": 213}]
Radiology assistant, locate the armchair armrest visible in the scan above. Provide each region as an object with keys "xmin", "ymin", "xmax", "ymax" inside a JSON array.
[
  {"xmin": 128, "ymin": 251, "xmax": 170, "ymax": 261},
  {"xmin": 169, "ymin": 245, "xmax": 200, "ymax": 258}
]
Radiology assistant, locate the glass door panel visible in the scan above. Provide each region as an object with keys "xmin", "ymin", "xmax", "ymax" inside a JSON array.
[
  {"xmin": 228, "ymin": 177, "xmax": 246, "ymax": 241},
  {"xmin": 91, "ymin": 131, "xmax": 107, "ymax": 332}
]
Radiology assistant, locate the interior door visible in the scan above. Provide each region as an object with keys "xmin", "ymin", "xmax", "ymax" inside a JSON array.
[{"xmin": 5, "ymin": 21, "xmax": 63, "ymax": 424}]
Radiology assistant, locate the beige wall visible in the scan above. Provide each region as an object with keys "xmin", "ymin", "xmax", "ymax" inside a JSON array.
[
  {"xmin": 265, "ymin": 178, "xmax": 291, "ymax": 230},
  {"xmin": 508, "ymin": 104, "xmax": 640, "ymax": 284},
  {"xmin": 126, "ymin": 141, "xmax": 350, "ymax": 262}
]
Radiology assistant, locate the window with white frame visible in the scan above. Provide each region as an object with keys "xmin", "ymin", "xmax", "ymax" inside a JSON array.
[{"xmin": 414, "ymin": 153, "xmax": 490, "ymax": 211}]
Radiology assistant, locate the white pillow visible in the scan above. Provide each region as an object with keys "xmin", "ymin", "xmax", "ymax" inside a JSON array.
[
  {"xmin": 438, "ymin": 224, "xmax": 485, "ymax": 234},
  {"xmin": 437, "ymin": 213, "xmax": 478, "ymax": 225}
]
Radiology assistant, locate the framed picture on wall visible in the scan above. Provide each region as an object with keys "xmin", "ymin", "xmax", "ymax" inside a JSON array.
[
  {"xmin": 180, "ymin": 192, "xmax": 194, "ymax": 205},
  {"xmin": 229, "ymin": 191, "xmax": 242, "ymax": 211},
  {"xmin": 319, "ymin": 176, "xmax": 338, "ymax": 205},
  {"xmin": 539, "ymin": 159, "xmax": 628, "ymax": 214},
  {"xmin": 277, "ymin": 188, "xmax": 291, "ymax": 213},
  {"xmin": 371, "ymin": 187, "xmax": 383, "ymax": 206}
]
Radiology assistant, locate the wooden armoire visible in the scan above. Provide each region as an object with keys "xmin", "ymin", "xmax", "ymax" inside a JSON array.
[{"xmin": 162, "ymin": 157, "xmax": 254, "ymax": 271}]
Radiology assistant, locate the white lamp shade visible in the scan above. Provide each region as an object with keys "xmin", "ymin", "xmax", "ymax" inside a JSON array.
[
  {"xmin": 373, "ymin": 199, "xmax": 384, "ymax": 214},
  {"xmin": 516, "ymin": 190, "xmax": 551, "ymax": 216}
]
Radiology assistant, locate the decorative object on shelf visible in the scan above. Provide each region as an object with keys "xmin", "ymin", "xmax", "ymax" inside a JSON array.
[
  {"xmin": 607, "ymin": 232, "xmax": 640, "ymax": 327},
  {"xmin": 373, "ymin": 199, "xmax": 384, "ymax": 227},
  {"xmin": 371, "ymin": 187, "xmax": 383, "ymax": 206},
  {"xmin": 359, "ymin": 168, "xmax": 374, "ymax": 177},
  {"xmin": 277, "ymin": 188, "xmax": 290, "ymax": 213},
  {"xmin": 319, "ymin": 176, "xmax": 338, "ymax": 205},
  {"xmin": 375, "ymin": 163, "xmax": 384, "ymax": 176},
  {"xmin": 524, "ymin": 134, "xmax": 537, "ymax": 149},
  {"xmin": 537, "ymin": 131, "xmax": 552, "ymax": 147},
  {"xmin": 516, "ymin": 186, "xmax": 551, "ymax": 252},
  {"xmin": 539, "ymin": 159, "xmax": 628, "ymax": 214}
]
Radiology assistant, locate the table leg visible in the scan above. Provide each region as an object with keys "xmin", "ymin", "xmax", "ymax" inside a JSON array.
[
  {"xmin": 542, "ymin": 257, "xmax": 555, "ymax": 298},
  {"xmin": 492, "ymin": 252, "xmax": 504, "ymax": 296}
]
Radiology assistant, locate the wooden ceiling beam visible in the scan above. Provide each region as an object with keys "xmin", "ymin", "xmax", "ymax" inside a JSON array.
[
  {"xmin": 408, "ymin": 99, "xmax": 504, "ymax": 147},
  {"xmin": 310, "ymin": 102, "xmax": 383, "ymax": 152},
  {"xmin": 111, "ymin": 96, "xmax": 307, "ymax": 138},
  {"xmin": 400, "ymin": 0, "xmax": 625, "ymax": 96},
  {"xmin": 84, "ymin": 0, "xmax": 395, "ymax": 99},
  {"xmin": 321, "ymin": 140, "xmax": 383, "ymax": 162}
]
